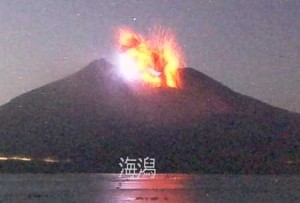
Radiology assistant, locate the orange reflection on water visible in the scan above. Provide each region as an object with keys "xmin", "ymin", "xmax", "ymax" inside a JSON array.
[{"xmin": 104, "ymin": 174, "xmax": 202, "ymax": 203}]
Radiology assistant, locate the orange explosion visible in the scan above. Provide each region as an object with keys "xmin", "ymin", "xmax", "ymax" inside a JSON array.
[{"xmin": 117, "ymin": 27, "xmax": 185, "ymax": 88}]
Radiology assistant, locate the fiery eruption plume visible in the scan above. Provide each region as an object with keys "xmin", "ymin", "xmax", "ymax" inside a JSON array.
[{"xmin": 117, "ymin": 27, "xmax": 185, "ymax": 88}]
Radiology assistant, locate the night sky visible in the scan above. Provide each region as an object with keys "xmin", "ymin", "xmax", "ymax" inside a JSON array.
[{"xmin": 0, "ymin": 0, "xmax": 299, "ymax": 112}]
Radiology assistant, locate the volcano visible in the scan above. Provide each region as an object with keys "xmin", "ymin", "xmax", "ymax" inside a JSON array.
[{"xmin": 0, "ymin": 59, "xmax": 299, "ymax": 173}]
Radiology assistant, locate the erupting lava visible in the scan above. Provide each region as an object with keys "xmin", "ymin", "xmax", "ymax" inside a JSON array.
[{"xmin": 117, "ymin": 27, "xmax": 185, "ymax": 88}]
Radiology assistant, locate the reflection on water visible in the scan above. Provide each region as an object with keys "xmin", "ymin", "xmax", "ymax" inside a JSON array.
[
  {"xmin": 0, "ymin": 174, "xmax": 300, "ymax": 202},
  {"xmin": 102, "ymin": 174, "xmax": 201, "ymax": 202}
]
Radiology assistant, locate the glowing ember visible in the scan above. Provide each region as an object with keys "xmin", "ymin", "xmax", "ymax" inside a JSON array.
[{"xmin": 117, "ymin": 27, "xmax": 185, "ymax": 88}]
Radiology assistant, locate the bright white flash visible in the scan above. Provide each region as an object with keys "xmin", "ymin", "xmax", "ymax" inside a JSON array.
[{"xmin": 118, "ymin": 53, "xmax": 140, "ymax": 81}]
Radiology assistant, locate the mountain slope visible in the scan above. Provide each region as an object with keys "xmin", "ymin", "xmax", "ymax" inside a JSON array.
[{"xmin": 0, "ymin": 59, "xmax": 299, "ymax": 173}]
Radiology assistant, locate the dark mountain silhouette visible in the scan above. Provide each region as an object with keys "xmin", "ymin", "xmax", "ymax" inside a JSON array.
[{"xmin": 0, "ymin": 59, "xmax": 299, "ymax": 173}]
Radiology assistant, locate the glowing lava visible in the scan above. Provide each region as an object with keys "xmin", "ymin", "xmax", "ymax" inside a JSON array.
[{"xmin": 117, "ymin": 27, "xmax": 185, "ymax": 88}]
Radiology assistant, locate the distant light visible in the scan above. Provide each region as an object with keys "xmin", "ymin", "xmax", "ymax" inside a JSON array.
[
  {"xmin": 43, "ymin": 158, "xmax": 59, "ymax": 163},
  {"xmin": 0, "ymin": 156, "xmax": 31, "ymax": 161},
  {"xmin": 0, "ymin": 157, "xmax": 8, "ymax": 161},
  {"xmin": 0, "ymin": 155, "xmax": 71, "ymax": 163}
]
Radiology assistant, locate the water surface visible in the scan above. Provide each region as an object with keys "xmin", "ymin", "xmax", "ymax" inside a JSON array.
[{"xmin": 0, "ymin": 174, "xmax": 299, "ymax": 202}]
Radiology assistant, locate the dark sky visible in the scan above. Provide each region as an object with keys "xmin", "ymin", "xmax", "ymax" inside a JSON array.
[{"xmin": 0, "ymin": 0, "xmax": 299, "ymax": 112}]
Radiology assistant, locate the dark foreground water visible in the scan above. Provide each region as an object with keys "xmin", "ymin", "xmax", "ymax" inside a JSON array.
[{"xmin": 0, "ymin": 174, "xmax": 300, "ymax": 203}]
